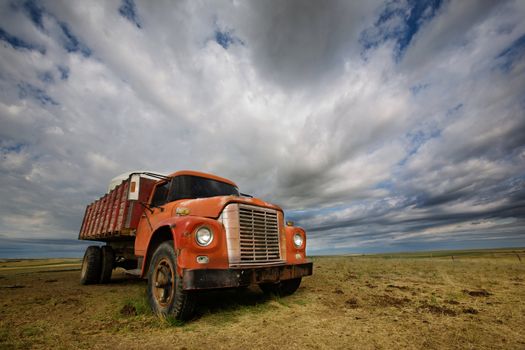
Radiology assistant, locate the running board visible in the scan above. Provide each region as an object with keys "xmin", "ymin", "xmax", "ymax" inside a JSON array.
[{"xmin": 124, "ymin": 268, "xmax": 141, "ymax": 277}]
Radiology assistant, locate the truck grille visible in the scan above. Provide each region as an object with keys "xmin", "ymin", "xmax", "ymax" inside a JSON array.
[
  {"xmin": 239, "ymin": 205, "xmax": 280, "ymax": 262},
  {"xmin": 221, "ymin": 203, "xmax": 284, "ymax": 266}
]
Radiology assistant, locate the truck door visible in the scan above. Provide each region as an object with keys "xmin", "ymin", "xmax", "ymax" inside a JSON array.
[{"xmin": 134, "ymin": 180, "xmax": 172, "ymax": 256}]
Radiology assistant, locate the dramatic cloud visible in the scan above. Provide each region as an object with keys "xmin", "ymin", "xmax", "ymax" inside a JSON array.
[{"xmin": 0, "ymin": 0, "xmax": 524, "ymax": 257}]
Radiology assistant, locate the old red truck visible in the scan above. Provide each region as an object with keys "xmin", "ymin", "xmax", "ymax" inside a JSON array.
[{"xmin": 78, "ymin": 170, "xmax": 312, "ymax": 320}]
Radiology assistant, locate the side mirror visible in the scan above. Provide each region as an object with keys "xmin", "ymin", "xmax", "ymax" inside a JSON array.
[{"xmin": 128, "ymin": 174, "xmax": 141, "ymax": 201}]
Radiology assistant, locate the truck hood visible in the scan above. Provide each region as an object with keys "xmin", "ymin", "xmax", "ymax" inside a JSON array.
[{"xmin": 172, "ymin": 196, "xmax": 283, "ymax": 218}]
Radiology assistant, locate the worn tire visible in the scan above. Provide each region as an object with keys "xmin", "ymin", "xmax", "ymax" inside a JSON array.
[
  {"xmin": 99, "ymin": 246, "xmax": 114, "ymax": 284},
  {"xmin": 259, "ymin": 278, "xmax": 302, "ymax": 296},
  {"xmin": 147, "ymin": 241, "xmax": 195, "ymax": 320},
  {"xmin": 80, "ymin": 246, "xmax": 102, "ymax": 285}
]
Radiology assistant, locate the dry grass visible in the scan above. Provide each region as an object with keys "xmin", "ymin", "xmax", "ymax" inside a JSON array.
[{"xmin": 1, "ymin": 249, "xmax": 524, "ymax": 349}]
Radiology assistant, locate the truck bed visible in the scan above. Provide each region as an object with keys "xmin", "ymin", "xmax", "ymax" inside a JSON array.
[{"xmin": 78, "ymin": 176, "xmax": 156, "ymax": 241}]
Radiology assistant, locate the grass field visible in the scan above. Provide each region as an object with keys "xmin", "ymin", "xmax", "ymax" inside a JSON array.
[{"xmin": 1, "ymin": 249, "xmax": 524, "ymax": 349}]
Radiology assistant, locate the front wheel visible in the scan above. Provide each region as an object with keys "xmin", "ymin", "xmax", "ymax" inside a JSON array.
[
  {"xmin": 147, "ymin": 241, "xmax": 195, "ymax": 320},
  {"xmin": 259, "ymin": 277, "xmax": 302, "ymax": 296}
]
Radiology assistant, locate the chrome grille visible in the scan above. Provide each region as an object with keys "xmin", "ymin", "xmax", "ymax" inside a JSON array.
[
  {"xmin": 221, "ymin": 203, "xmax": 283, "ymax": 266},
  {"xmin": 239, "ymin": 205, "xmax": 280, "ymax": 262}
]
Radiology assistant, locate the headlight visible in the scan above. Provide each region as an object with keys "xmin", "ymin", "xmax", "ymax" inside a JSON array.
[
  {"xmin": 195, "ymin": 227, "xmax": 213, "ymax": 246},
  {"xmin": 293, "ymin": 233, "xmax": 304, "ymax": 248}
]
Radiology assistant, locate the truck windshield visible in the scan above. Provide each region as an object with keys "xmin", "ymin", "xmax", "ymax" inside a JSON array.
[{"xmin": 168, "ymin": 175, "xmax": 239, "ymax": 201}]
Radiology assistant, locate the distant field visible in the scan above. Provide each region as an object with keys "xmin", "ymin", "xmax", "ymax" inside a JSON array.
[
  {"xmin": 1, "ymin": 249, "xmax": 524, "ymax": 349},
  {"xmin": 0, "ymin": 258, "xmax": 81, "ymax": 273}
]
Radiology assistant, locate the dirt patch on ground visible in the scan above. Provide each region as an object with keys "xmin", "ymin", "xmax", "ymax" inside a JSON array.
[
  {"xmin": 418, "ymin": 302, "xmax": 457, "ymax": 316},
  {"xmin": 120, "ymin": 303, "xmax": 137, "ymax": 317},
  {"xmin": 373, "ymin": 294, "xmax": 411, "ymax": 307},
  {"xmin": 0, "ymin": 284, "xmax": 26, "ymax": 289},
  {"xmin": 463, "ymin": 307, "xmax": 479, "ymax": 314},
  {"xmin": 387, "ymin": 284, "xmax": 411, "ymax": 291},
  {"xmin": 463, "ymin": 289, "xmax": 492, "ymax": 297},
  {"xmin": 345, "ymin": 297, "xmax": 360, "ymax": 309}
]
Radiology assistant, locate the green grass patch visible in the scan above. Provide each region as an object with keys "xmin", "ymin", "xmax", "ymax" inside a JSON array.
[
  {"xmin": 160, "ymin": 315, "xmax": 186, "ymax": 327},
  {"xmin": 0, "ymin": 327, "xmax": 9, "ymax": 342},
  {"xmin": 120, "ymin": 293, "xmax": 151, "ymax": 317},
  {"xmin": 20, "ymin": 325, "xmax": 44, "ymax": 338}
]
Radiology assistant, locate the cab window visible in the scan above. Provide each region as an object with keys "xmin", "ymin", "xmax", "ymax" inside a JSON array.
[
  {"xmin": 151, "ymin": 181, "xmax": 170, "ymax": 207},
  {"xmin": 168, "ymin": 175, "xmax": 239, "ymax": 201}
]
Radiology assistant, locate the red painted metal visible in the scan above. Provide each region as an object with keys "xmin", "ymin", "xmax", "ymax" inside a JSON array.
[{"xmin": 79, "ymin": 175, "xmax": 157, "ymax": 241}]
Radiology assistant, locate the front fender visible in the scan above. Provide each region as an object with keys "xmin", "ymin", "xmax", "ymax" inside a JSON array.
[{"xmin": 144, "ymin": 216, "xmax": 229, "ymax": 277}]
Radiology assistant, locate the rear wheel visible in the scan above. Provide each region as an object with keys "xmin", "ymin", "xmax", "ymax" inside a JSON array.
[
  {"xmin": 99, "ymin": 246, "xmax": 114, "ymax": 283},
  {"xmin": 80, "ymin": 246, "xmax": 102, "ymax": 285},
  {"xmin": 147, "ymin": 241, "xmax": 195, "ymax": 320},
  {"xmin": 259, "ymin": 278, "xmax": 302, "ymax": 296}
]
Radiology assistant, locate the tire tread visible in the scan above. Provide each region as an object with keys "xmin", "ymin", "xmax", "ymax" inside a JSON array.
[{"xmin": 80, "ymin": 246, "xmax": 102, "ymax": 285}]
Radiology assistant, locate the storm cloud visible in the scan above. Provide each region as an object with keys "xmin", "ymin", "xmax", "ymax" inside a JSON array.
[{"xmin": 0, "ymin": 0, "xmax": 524, "ymax": 257}]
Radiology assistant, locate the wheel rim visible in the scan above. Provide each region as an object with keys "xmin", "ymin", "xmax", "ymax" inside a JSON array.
[{"xmin": 152, "ymin": 257, "xmax": 175, "ymax": 308}]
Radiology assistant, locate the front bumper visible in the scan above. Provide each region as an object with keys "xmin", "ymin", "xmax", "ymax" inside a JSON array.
[{"xmin": 182, "ymin": 262, "xmax": 313, "ymax": 290}]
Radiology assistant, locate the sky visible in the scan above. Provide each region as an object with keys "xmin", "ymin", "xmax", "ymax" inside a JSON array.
[{"xmin": 0, "ymin": 0, "xmax": 524, "ymax": 258}]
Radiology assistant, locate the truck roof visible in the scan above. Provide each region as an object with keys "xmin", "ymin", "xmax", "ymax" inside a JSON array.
[
  {"xmin": 108, "ymin": 170, "xmax": 167, "ymax": 193},
  {"xmin": 168, "ymin": 170, "xmax": 238, "ymax": 188}
]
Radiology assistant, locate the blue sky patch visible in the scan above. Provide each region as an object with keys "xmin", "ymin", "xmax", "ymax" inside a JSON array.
[
  {"xmin": 18, "ymin": 82, "xmax": 58, "ymax": 105},
  {"xmin": 21, "ymin": 0, "xmax": 44, "ymax": 29},
  {"xmin": 119, "ymin": 0, "xmax": 142, "ymax": 29},
  {"xmin": 38, "ymin": 71, "xmax": 54, "ymax": 84},
  {"xmin": 495, "ymin": 33, "xmax": 525, "ymax": 72},
  {"xmin": 215, "ymin": 30, "xmax": 234, "ymax": 49},
  {"xmin": 398, "ymin": 126, "xmax": 442, "ymax": 166},
  {"xmin": 58, "ymin": 22, "xmax": 91, "ymax": 57},
  {"xmin": 214, "ymin": 29, "xmax": 244, "ymax": 49},
  {"xmin": 2, "ymin": 142, "xmax": 26, "ymax": 153},
  {"xmin": 57, "ymin": 65, "xmax": 69, "ymax": 80},
  {"xmin": 13, "ymin": 0, "xmax": 92, "ymax": 57},
  {"xmin": 410, "ymin": 82, "xmax": 430, "ymax": 95},
  {"xmin": 0, "ymin": 27, "xmax": 45, "ymax": 53},
  {"xmin": 446, "ymin": 103, "xmax": 463, "ymax": 116},
  {"xmin": 360, "ymin": 0, "xmax": 443, "ymax": 59}
]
